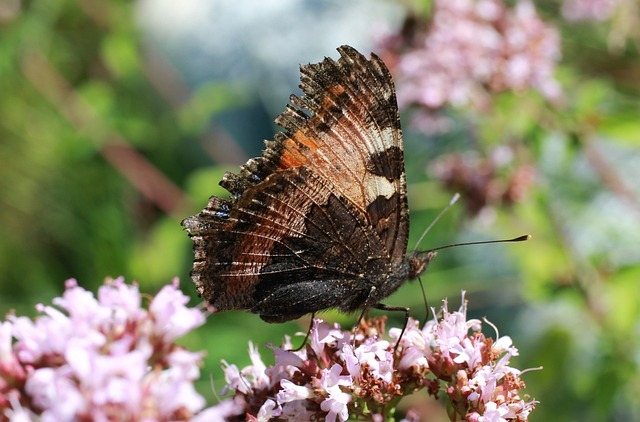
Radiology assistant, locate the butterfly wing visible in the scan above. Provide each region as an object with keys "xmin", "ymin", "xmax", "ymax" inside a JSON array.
[
  {"xmin": 279, "ymin": 45, "xmax": 409, "ymax": 260},
  {"xmin": 182, "ymin": 45, "xmax": 409, "ymax": 321}
]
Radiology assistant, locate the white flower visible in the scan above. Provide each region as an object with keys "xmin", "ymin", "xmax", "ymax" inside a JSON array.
[
  {"xmin": 310, "ymin": 319, "xmax": 348, "ymax": 356},
  {"xmin": 451, "ymin": 337, "xmax": 484, "ymax": 368},
  {"xmin": 479, "ymin": 401, "xmax": 510, "ymax": 422},
  {"xmin": 318, "ymin": 364, "xmax": 352, "ymax": 422},
  {"xmin": 256, "ymin": 399, "xmax": 281, "ymax": 422},
  {"xmin": 276, "ymin": 379, "xmax": 313, "ymax": 403},
  {"xmin": 492, "ymin": 335, "xmax": 514, "ymax": 354}
]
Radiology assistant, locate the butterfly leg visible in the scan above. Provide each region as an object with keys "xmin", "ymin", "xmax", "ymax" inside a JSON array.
[
  {"xmin": 351, "ymin": 307, "xmax": 370, "ymax": 347},
  {"xmin": 288, "ymin": 313, "xmax": 316, "ymax": 352},
  {"xmin": 373, "ymin": 303, "xmax": 410, "ymax": 354}
]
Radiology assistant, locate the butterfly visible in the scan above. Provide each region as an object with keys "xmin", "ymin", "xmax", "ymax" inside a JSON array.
[{"xmin": 182, "ymin": 45, "xmax": 436, "ymax": 324}]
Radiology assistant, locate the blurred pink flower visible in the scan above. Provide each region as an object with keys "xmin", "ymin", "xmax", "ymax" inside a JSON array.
[
  {"xmin": 381, "ymin": 0, "xmax": 561, "ymax": 119},
  {"xmin": 150, "ymin": 279, "xmax": 205, "ymax": 342},
  {"xmin": 562, "ymin": 0, "xmax": 621, "ymax": 21},
  {"xmin": 0, "ymin": 277, "xmax": 223, "ymax": 421},
  {"xmin": 191, "ymin": 398, "xmax": 245, "ymax": 422}
]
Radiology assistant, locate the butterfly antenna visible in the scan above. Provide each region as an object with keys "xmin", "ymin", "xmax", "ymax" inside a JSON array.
[
  {"xmin": 413, "ymin": 193, "xmax": 461, "ymax": 253},
  {"xmin": 429, "ymin": 234, "xmax": 531, "ymax": 253}
]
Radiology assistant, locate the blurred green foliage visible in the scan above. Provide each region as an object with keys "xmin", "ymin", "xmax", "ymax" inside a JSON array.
[{"xmin": 1, "ymin": 0, "xmax": 639, "ymax": 421}]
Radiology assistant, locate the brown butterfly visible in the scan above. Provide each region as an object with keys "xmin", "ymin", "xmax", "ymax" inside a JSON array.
[{"xmin": 182, "ymin": 45, "xmax": 436, "ymax": 324}]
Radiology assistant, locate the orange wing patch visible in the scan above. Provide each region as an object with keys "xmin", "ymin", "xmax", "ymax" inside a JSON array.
[
  {"xmin": 278, "ymin": 129, "xmax": 322, "ymax": 169},
  {"xmin": 279, "ymin": 138, "xmax": 308, "ymax": 169}
]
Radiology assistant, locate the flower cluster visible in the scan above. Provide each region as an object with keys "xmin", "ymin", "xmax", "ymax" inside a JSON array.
[
  {"xmin": 219, "ymin": 293, "xmax": 538, "ymax": 421},
  {"xmin": 431, "ymin": 149, "xmax": 537, "ymax": 216},
  {"xmin": 0, "ymin": 277, "xmax": 215, "ymax": 421},
  {"xmin": 380, "ymin": 0, "xmax": 561, "ymax": 119},
  {"xmin": 561, "ymin": 0, "xmax": 621, "ymax": 22}
]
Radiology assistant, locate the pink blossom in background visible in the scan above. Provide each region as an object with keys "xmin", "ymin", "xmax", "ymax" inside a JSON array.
[
  {"xmin": 219, "ymin": 292, "xmax": 539, "ymax": 421},
  {"xmin": 562, "ymin": 0, "xmax": 621, "ymax": 21},
  {"xmin": 380, "ymin": 0, "xmax": 562, "ymax": 116},
  {"xmin": 0, "ymin": 277, "xmax": 225, "ymax": 421}
]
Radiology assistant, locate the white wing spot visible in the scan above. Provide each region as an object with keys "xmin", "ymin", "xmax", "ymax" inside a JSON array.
[{"xmin": 365, "ymin": 174, "xmax": 395, "ymax": 203}]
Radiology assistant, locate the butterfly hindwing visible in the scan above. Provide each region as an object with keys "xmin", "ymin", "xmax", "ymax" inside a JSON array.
[{"xmin": 183, "ymin": 167, "xmax": 390, "ymax": 320}]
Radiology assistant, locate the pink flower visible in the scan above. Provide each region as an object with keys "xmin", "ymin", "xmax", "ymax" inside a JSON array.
[
  {"xmin": 469, "ymin": 401, "xmax": 511, "ymax": 421},
  {"xmin": 389, "ymin": 319, "xmax": 432, "ymax": 369},
  {"xmin": 310, "ymin": 320, "xmax": 349, "ymax": 356},
  {"xmin": 279, "ymin": 399, "xmax": 316, "ymax": 420},
  {"xmin": 256, "ymin": 398, "xmax": 281, "ymax": 421},
  {"xmin": 319, "ymin": 364, "xmax": 352, "ymax": 422},
  {"xmin": 343, "ymin": 339, "xmax": 394, "ymax": 383},
  {"xmin": 1, "ymin": 277, "xmax": 215, "ymax": 420},
  {"xmin": 25, "ymin": 367, "xmax": 86, "ymax": 420},
  {"xmin": 221, "ymin": 292, "xmax": 538, "ymax": 421},
  {"xmin": 191, "ymin": 398, "xmax": 245, "ymax": 422},
  {"xmin": 150, "ymin": 278, "xmax": 206, "ymax": 342},
  {"xmin": 96, "ymin": 277, "xmax": 141, "ymax": 312},
  {"xmin": 562, "ymin": 0, "xmax": 621, "ymax": 21},
  {"xmin": 451, "ymin": 337, "xmax": 484, "ymax": 368},
  {"xmin": 271, "ymin": 342, "xmax": 305, "ymax": 368},
  {"xmin": 0, "ymin": 322, "xmax": 25, "ymax": 399},
  {"xmin": 380, "ymin": 0, "xmax": 562, "ymax": 124},
  {"xmin": 221, "ymin": 362, "xmax": 250, "ymax": 395},
  {"xmin": 276, "ymin": 379, "xmax": 313, "ymax": 403}
]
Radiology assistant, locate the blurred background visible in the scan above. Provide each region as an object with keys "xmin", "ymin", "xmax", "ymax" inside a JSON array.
[{"xmin": 1, "ymin": 0, "xmax": 639, "ymax": 420}]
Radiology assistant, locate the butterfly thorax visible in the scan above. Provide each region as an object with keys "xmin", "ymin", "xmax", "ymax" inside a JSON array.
[{"xmin": 353, "ymin": 250, "xmax": 437, "ymax": 312}]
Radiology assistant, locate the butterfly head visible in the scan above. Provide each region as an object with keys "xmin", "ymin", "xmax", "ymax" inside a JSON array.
[{"xmin": 406, "ymin": 250, "xmax": 438, "ymax": 280}]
